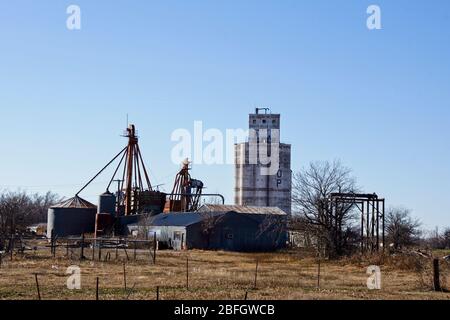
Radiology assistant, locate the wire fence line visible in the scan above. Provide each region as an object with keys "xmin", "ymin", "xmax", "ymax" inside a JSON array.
[{"xmin": 0, "ymin": 237, "xmax": 449, "ymax": 300}]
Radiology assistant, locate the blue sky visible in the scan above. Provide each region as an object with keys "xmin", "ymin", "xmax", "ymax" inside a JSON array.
[{"xmin": 0, "ymin": 1, "xmax": 449, "ymax": 230}]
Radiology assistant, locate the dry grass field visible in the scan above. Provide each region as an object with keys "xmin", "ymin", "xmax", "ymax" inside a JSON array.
[{"xmin": 0, "ymin": 242, "xmax": 449, "ymax": 300}]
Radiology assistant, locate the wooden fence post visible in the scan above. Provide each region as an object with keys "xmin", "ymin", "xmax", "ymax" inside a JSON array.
[
  {"xmin": 186, "ymin": 257, "xmax": 189, "ymax": 290},
  {"xmin": 96, "ymin": 277, "xmax": 99, "ymax": 301},
  {"xmin": 123, "ymin": 262, "xmax": 127, "ymax": 291},
  {"xmin": 34, "ymin": 273, "xmax": 41, "ymax": 300},
  {"xmin": 433, "ymin": 258, "xmax": 441, "ymax": 291},
  {"xmin": 98, "ymin": 240, "xmax": 102, "ymax": 261},
  {"xmin": 317, "ymin": 259, "xmax": 321, "ymax": 290},
  {"xmin": 52, "ymin": 235, "xmax": 56, "ymax": 258},
  {"xmin": 156, "ymin": 286, "xmax": 160, "ymax": 301},
  {"xmin": 253, "ymin": 260, "xmax": 259, "ymax": 289},
  {"xmin": 244, "ymin": 291, "xmax": 248, "ymax": 300},
  {"xmin": 153, "ymin": 233, "xmax": 157, "ymax": 264},
  {"xmin": 80, "ymin": 233, "xmax": 85, "ymax": 261},
  {"xmin": 10, "ymin": 236, "xmax": 14, "ymax": 261}
]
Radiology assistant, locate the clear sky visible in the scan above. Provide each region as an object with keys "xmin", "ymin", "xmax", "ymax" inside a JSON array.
[{"xmin": 0, "ymin": 1, "xmax": 449, "ymax": 230}]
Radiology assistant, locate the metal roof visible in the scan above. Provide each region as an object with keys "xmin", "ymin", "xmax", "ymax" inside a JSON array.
[
  {"xmin": 51, "ymin": 196, "xmax": 97, "ymax": 209},
  {"xmin": 148, "ymin": 212, "xmax": 223, "ymax": 227},
  {"xmin": 197, "ymin": 204, "xmax": 287, "ymax": 216}
]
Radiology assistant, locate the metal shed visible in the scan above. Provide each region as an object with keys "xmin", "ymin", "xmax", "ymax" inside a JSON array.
[{"xmin": 127, "ymin": 206, "xmax": 287, "ymax": 252}]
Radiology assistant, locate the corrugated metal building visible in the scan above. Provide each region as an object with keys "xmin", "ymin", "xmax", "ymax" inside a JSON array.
[{"xmin": 127, "ymin": 205, "xmax": 288, "ymax": 252}]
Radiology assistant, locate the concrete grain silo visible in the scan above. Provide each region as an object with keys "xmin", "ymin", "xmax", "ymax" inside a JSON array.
[{"xmin": 235, "ymin": 109, "xmax": 292, "ymax": 214}]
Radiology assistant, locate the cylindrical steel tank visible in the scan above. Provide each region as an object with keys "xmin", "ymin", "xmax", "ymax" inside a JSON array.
[
  {"xmin": 95, "ymin": 213, "xmax": 115, "ymax": 237},
  {"xmin": 98, "ymin": 191, "xmax": 116, "ymax": 215},
  {"xmin": 47, "ymin": 196, "xmax": 97, "ymax": 238}
]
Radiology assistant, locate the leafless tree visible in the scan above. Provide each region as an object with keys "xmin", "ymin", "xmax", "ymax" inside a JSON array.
[
  {"xmin": 0, "ymin": 190, "xmax": 60, "ymax": 249},
  {"xmin": 256, "ymin": 214, "xmax": 287, "ymax": 249},
  {"xmin": 292, "ymin": 160, "xmax": 359, "ymax": 257},
  {"xmin": 199, "ymin": 212, "xmax": 223, "ymax": 249},
  {"xmin": 386, "ymin": 207, "xmax": 421, "ymax": 250},
  {"xmin": 443, "ymin": 228, "xmax": 450, "ymax": 249},
  {"xmin": 137, "ymin": 213, "xmax": 154, "ymax": 240}
]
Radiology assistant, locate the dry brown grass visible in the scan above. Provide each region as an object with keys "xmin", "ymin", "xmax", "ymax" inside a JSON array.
[{"xmin": 0, "ymin": 243, "xmax": 449, "ymax": 300}]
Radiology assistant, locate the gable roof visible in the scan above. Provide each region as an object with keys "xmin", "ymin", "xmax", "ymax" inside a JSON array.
[{"xmin": 197, "ymin": 204, "xmax": 287, "ymax": 216}]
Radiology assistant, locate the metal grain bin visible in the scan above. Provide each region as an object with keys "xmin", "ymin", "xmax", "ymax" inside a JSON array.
[
  {"xmin": 47, "ymin": 196, "xmax": 97, "ymax": 238},
  {"xmin": 98, "ymin": 191, "xmax": 116, "ymax": 215},
  {"xmin": 95, "ymin": 213, "xmax": 115, "ymax": 237}
]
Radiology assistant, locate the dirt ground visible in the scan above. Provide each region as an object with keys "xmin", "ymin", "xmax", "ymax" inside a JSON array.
[{"xmin": 0, "ymin": 243, "xmax": 449, "ymax": 300}]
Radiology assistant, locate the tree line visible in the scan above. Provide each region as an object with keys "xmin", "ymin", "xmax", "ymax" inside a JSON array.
[{"xmin": 0, "ymin": 190, "xmax": 60, "ymax": 248}]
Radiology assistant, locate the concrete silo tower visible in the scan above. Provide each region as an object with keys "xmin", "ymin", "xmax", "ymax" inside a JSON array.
[{"xmin": 234, "ymin": 108, "xmax": 292, "ymax": 214}]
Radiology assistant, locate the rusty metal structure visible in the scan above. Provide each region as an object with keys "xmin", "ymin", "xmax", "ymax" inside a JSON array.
[
  {"xmin": 76, "ymin": 124, "xmax": 166, "ymax": 217},
  {"xmin": 165, "ymin": 159, "xmax": 204, "ymax": 212},
  {"xmin": 330, "ymin": 193, "xmax": 385, "ymax": 253}
]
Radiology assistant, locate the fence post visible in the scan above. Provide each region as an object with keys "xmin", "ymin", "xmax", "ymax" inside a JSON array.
[
  {"xmin": 51, "ymin": 234, "xmax": 57, "ymax": 258},
  {"xmin": 156, "ymin": 286, "xmax": 160, "ymax": 301},
  {"xmin": 80, "ymin": 233, "xmax": 85, "ymax": 261},
  {"xmin": 148, "ymin": 239, "xmax": 152, "ymax": 264},
  {"xmin": 123, "ymin": 262, "xmax": 127, "ymax": 291},
  {"xmin": 254, "ymin": 260, "xmax": 259, "ymax": 289},
  {"xmin": 433, "ymin": 258, "xmax": 441, "ymax": 291},
  {"xmin": 115, "ymin": 240, "xmax": 119, "ymax": 261},
  {"xmin": 133, "ymin": 241, "xmax": 137, "ymax": 261},
  {"xmin": 49, "ymin": 231, "xmax": 53, "ymax": 257},
  {"xmin": 10, "ymin": 235, "xmax": 14, "ymax": 261},
  {"xmin": 98, "ymin": 240, "xmax": 102, "ymax": 261},
  {"xmin": 96, "ymin": 277, "xmax": 99, "ymax": 300},
  {"xmin": 92, "ymin": 242, "xmax": 95, "ymax": 261},
  {"xmin": 244, "ymin": 291, "xmax": 248, "ymax": 300},
  {"xmin": 317, "ymin": 259, "xmax": 321, "ymax": 290},
  {"xmin": 34, "ymin": 273, "xmax": 41, "ymax": 300},
  {"xmin": 153, "ymin": 232, "xmax": 157, "ymax": 264},
  {"xmin": 186, "ymin": 257, "xmax": 189, "ymax": 290}
]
